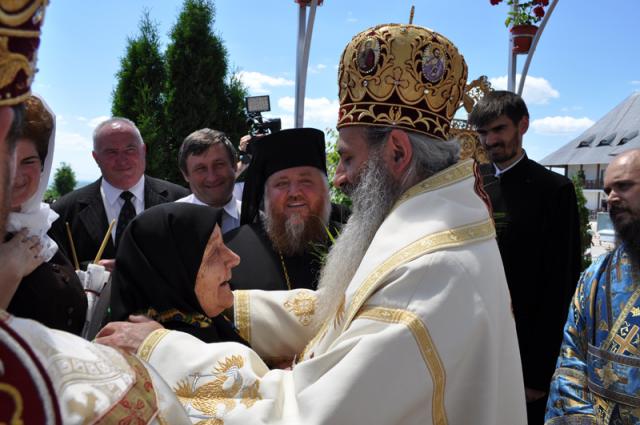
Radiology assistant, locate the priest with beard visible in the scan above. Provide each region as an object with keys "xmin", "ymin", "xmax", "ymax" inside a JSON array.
[
  {"xmin": 98, "ymin": 23, "xmax": 527, "ymax": 424},
  {"xmin": 545, "ymin": 149, "xmax": 640, "ymax": 424},
  {"xmin": 223, "ymin": 127, "xmax": 338, "ymax": 291}
]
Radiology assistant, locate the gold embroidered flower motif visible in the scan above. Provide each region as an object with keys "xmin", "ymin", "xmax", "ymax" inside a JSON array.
[
  {"xmin": 172, "ymin": 355, "xmax": 261, "ymax": 424},
  {"xmin": 284, "ymin": 291, "xmax": 317, "ymax": 326}
]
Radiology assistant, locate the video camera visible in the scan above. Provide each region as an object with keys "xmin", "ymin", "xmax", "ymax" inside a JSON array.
[{"xmin": 245, "ymin": 95, "xmax": 281, "ymax": 136}]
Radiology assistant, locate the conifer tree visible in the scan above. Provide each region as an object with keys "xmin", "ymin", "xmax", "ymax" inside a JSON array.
[
  {"xmin": 164, "ymin": 0, "xmax": 248, "ymax": 183},
  {"xmin": 112, "ymin": 10, "xmax": 168, "ymax": 179},
  {"xmin": 572, "ymin": 173, "xmax": 593, "ymax": 270}
]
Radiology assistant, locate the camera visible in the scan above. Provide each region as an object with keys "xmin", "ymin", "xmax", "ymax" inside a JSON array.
[{"xmin": 245, "ymin": 95, "xmax": 281, "ymax": 136}]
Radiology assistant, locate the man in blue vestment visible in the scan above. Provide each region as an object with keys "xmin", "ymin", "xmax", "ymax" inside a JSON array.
[{"xmin": 546, "ymin": 148, "xmax": 640, "ymax": 424}]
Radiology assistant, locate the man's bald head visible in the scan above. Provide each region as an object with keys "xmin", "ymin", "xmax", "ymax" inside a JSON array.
[
  {"xmin": 604, "ymin": 148, "xmax": 640, "ymax": 265},
  {"xmin": 610, "ymin": 148, "xmax": 640, "ymax": 168}
]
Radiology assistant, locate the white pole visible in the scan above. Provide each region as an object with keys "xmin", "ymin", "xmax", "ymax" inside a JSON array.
[
  {"xmin": 296, "ymin": 0, "xmax": 318, "ymax": 128},
  {"xmin": 294, "ymin": 5, "xmax": 307, "ymax": 128},
  {"xmin": 517, "ymin": 0, "xmax": 559, "ymax": 96},
  {"xmin": 507, "ymin": 0, "xmax": 518, "ymax": 92}
]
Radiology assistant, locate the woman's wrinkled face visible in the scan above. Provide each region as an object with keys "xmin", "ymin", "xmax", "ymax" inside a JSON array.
[
  {"xmin": 194, "ymin": 224, "xmax": 240, "ymax": 317},
  {"xmin": 11, "ymin": 138, "xmax": 41, "ymax": 209}
]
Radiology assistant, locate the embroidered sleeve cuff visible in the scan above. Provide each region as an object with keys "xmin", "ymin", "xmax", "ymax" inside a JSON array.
[
  {"xmin": 138, "ymin": 328, "xmax": 171, "ymax": 361},
  {"xmin": 234, "ymin": 290, "xmax": 251, "ymax": 343}
]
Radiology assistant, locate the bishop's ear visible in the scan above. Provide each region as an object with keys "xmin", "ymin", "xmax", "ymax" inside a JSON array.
[{"xmin": 384, "ymin": 129, "xmax": 413, "ymax": 178}]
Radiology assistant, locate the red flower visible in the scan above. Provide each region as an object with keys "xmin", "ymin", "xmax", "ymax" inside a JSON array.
[
  {"xmin": 533, "ymin": 5, "xmax": 545, "ymax": 17},
  {"xmin": 541, "ymin": 0, "xmax": 549, "ymax": 5},
  {"xmin": 490, "ymin": 0, "xmax": 502, "ymax": 4}
]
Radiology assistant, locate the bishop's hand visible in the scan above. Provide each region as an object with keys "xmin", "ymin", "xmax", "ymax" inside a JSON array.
[{"xmin": 95, "ymin": 314, "xmax": 163, "ymax": 353}]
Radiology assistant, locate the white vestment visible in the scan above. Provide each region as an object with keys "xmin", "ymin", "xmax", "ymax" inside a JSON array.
[
  {"xmin": 1, "ymin": 312, "xmax": 190, "ymax": 424},
  {"xmin": 138, "ymin": 160, "xmax": 527, "ymax": 425}
]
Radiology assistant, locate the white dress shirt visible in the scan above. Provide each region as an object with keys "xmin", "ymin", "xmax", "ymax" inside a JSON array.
[
  {"xmin": 176, "ymin": 192, "xmax": 241, "ymax": 234},
  {"xmin": 100, "ymin": 176, "xmax": 145, "ymax": 243}
]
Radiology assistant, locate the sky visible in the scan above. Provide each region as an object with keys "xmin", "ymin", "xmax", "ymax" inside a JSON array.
[{"xmin": 33, "ymin": 0, "xmax": 640, "ymax": 182}]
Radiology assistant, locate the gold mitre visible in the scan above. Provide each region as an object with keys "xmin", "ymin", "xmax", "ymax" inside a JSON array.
[
  {"xmin": 337, "ymin": 23, "xmax": 468, "ymax": 141},
  {"xmin": 0, "ymin": 0, "xmax": 48, "ymax": 106}
]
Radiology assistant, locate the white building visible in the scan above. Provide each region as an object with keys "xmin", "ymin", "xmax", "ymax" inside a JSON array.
[{"xmin": 540, "ymin": 93, "xmax": 640, "ymax": 211}]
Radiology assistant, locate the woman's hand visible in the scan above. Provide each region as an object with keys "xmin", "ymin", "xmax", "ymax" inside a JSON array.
[{"xmin": 0, "ymin": 228, "xmax": 44, "ymax": 308}]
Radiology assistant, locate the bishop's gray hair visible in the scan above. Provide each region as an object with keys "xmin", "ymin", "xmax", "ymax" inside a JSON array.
[{"xmin": 364, "ymin": 126, "xmax": 460, "ymax": 189}]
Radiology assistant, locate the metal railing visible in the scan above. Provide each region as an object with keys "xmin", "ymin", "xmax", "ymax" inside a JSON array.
[{"xmin": 583, "ymin": 179, "xmax": 604, "ymax": 190}]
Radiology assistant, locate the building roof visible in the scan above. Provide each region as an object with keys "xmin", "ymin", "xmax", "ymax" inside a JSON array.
[{"xmin": 540, "ymin": 92, "xmax": 640, "ymax": 167}]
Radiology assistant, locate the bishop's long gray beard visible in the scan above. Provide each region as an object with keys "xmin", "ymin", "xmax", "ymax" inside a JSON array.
[{"xmin": 316, "ymin": 152, "xmax": 401, "ymax": 321}]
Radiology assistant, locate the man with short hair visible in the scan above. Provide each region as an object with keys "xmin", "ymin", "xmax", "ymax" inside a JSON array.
[
  {"xmin": 224, "ymin": 127, "xmax": 335, "ymax": 291},
  {"xmin": 176, "ymin": 128, "xmax": 241, "ymax": 233},
  {"xmin": 49, "ymin": 117, "xmax": 188, "ymax": 271},
  {"xmin": 469, "ymin": 90, "xmax": 581, "ymax": 424},
  {"xmin": 100, "ymin": 23, "xmax": 527, "ymax": 424},
  {"xmin": 545, "ymin": 149, "xmax": 640, "ymax": 424}
]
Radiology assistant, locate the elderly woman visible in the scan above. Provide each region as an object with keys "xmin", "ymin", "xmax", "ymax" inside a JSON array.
[
  {"xmin": 109, "ymin": 203, "xmax": 247, "ymax": 344},
  {"xmin": 3, "ymin": 95, "xmax": 87, "ymax": 333}
]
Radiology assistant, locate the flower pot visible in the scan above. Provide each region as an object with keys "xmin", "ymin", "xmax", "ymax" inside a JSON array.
[{"xmin": 510, "ymin": 24, "xmax": 538, "ymax": 54}]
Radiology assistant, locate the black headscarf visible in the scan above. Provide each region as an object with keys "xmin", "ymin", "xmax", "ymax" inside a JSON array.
[
  {"xmin": 110, "ymin": 203, "xmax": 247, "ymax": 345},
  {"xmin": 240, "ymin": 128, "xmax": 327, "ymax": 225}
]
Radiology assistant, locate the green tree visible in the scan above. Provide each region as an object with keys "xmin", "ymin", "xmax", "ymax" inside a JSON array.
[
  {"xmin": 572, "ymin": 175, "xmax": 593, "ymax": 270},
  {"xmin": 325, "ymin": 128, "xmax": 351, "ymax": 208},
  {"xmin": 111, "ymin": 10, "xmax": 168, "ymax": 179},
  {"xmin": 44, "ymin": 162, "xmax": 77, "ymax": 203},
  {"xmin": 164, "ymin": 0, "xmax": 249, "ymax": 183}
]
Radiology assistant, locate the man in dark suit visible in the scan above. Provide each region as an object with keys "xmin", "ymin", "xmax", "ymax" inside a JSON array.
[
  {"xmin": 469, "ymin": 91, "xmax": 581, "ymax": 424},
  {"xmin": 50, "ymin": 117, "xmax": 188, "ymax": 271}
]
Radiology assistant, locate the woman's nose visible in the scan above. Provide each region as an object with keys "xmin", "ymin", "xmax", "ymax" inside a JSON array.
[{"xmin": 224, "ymin": 246, "xmax": 241, "ymax": 268}]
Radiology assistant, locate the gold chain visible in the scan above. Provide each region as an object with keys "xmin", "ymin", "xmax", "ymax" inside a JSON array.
[{"xmin": 278, "ymin": 251, "xmax": 292, "ymax": 290}]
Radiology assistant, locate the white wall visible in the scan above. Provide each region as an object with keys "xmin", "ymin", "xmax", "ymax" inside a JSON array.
[{"xmin": 583, "ymin": 190, "xmax": 603, "ymax": 211}]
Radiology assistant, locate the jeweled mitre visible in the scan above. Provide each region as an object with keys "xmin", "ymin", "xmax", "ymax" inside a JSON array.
[
  {"xmin": 337, "ymin": 23, "xmax": 468, "ymax": 141},
  {"xmin": 0, "ymin": 0, "xmax": 48, "ymax": 106}
]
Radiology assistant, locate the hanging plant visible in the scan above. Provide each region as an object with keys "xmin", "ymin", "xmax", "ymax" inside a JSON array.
[{"xmin": 490, "ymin": 0, "xmax": 548, "ymax": 27}]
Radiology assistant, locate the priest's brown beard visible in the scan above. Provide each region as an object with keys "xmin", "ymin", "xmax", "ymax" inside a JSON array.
[{"xmin": 264, "ymin": 200, "xmax": 330, "ymax": 257}]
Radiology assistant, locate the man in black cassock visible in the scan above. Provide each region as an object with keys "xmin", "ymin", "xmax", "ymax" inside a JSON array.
[
  {"xmin": 223, "ymin": 128, "xmax": 339, "ymax": 291},
  {"xmin": 469, "ymin": 91, "xmax": 581, "ymax": 425}
]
